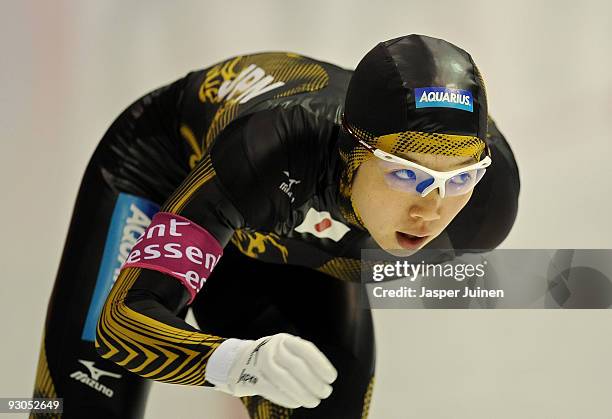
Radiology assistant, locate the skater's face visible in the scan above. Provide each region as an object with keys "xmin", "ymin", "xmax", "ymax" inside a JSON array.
[{"xmin": 351, "ymin": 152, "xmax": 477, "ymax": 256}]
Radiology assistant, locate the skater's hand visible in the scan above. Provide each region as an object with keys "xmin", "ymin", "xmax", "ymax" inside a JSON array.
[{"xmin": 206, "ymin": 333, "xmax": 337, "ymax": 408}]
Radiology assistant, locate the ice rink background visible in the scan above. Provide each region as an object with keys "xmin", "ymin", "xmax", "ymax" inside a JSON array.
[{"xmin": 1, "ymin": 0, "xmax": 611, "ymax": 417}]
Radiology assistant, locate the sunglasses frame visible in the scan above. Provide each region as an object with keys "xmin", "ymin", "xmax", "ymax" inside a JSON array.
[{"xmin": 341, "ymin": 115, "xmax": 492, "ymax": 198}]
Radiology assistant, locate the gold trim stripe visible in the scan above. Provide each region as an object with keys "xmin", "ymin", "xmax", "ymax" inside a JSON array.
[
  {"xmin": 317, "ymin": 257, "xmax": 362, "ymax": 282},
  {"xmin": 362, "ymin": 376, "xmax": 375, "ymax": 419},
  {"xmin": 31, "ymin": 330, "xmax": 60, "ymax": 418},
  {"xmin": 95, "ymin": 267, "xmax": 223, "ymax": 386},
  {"xmin": 203, "ymin": 53, "xmax": 329, "ymax": 155},
  {"xmin": 161, "ymin": 154, "xmax": 215, "ymax": 213},
  {"xmin": 33, "ymin": 330, "xmax": 56, "ymax": 398}
]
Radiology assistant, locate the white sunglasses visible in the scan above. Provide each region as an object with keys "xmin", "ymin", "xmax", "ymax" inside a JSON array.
[{"xmin": 342, "ymin": 118, "xmax": 492, "ymax": 198}]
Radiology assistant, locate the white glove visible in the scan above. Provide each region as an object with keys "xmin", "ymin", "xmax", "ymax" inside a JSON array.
[{"xmin": 206, "ymin": 333, "xmax": 337, "ymax": 409}]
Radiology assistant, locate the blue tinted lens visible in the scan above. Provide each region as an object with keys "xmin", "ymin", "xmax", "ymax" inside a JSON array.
[
  {"xmin": 393, "ymin": 169, "xmax": 416, "ymax": 181},
  {"xmin": 383, "ymin": 166, "xmax": 434, "ymax": 195},
  {"xmin": 450, "ymin": 172, "xmax": 473, "ymax": 185},
  {"xmin": 445, "ymin": 168, "xmax": 486, "ymax": 196},
  {"xmin": 378, "ymin": 158, "xmax": 488, "ymax": 197}
]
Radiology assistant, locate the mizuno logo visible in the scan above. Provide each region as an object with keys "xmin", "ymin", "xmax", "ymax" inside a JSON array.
[
  {"xmin": 78, "ymin": 360, "xmax": 122, "ymax": 381},
  {"xmin": 70, "ymin": 360, "xmax": 122, "ymax": 398},
  {"xmin": 279, "ymin": 171, "xmax": 301, "ymax": 203}
]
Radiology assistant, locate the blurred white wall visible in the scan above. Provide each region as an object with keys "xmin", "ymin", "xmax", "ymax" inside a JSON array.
[{"xmin": 1, "ymin": 0, "xmax": 611, "ymax": 418}]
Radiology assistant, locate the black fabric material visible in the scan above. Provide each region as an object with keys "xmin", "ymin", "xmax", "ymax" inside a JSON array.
[
  {"xmin": 446, "ymin": 118, "xmax": 521, "ymax": 253},
  {"xmin": 192, "ymin": 243, "xmax": 375, "ymax": 419},
  {"xmin": 344, "ymin": 34, "xmax": 487, "ymax": 138},
  {"xmin": 32, "ymin": 48, "xmax": 519, "ymax": 419},
  {"xmin": 31, "ymin": 79, "xmax": 192, "ymax": 418}
]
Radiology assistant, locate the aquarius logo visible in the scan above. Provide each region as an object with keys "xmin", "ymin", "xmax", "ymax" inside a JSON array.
[{"xmin": 415, "ymin": 87, "xmax": 473, "ymax": 112}]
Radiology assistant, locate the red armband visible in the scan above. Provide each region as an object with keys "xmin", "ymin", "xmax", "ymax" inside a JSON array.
[{"xmin": 121, "ymin": 212, "xmax": 223, "ymax": 304}]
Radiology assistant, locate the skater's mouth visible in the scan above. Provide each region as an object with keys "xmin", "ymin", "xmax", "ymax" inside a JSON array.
[{"xmin": 395, "ymin": 231, "xmax": 429, "ymax": 249}]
